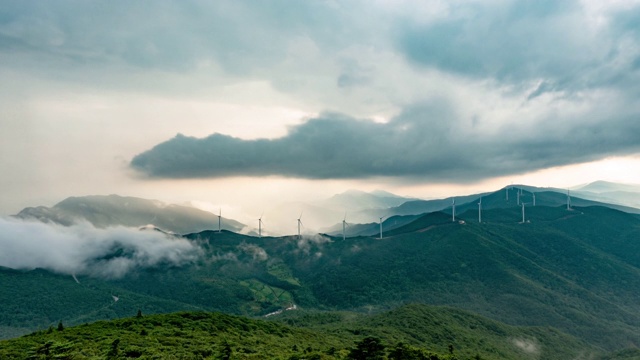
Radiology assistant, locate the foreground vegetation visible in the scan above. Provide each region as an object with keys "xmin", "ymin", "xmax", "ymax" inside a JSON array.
[{"xmin": 0, "ymin": 304, "xmax": 609, "ymax": 359}]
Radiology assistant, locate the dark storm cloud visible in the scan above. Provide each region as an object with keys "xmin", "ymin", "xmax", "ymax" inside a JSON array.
[{"xmin": 130, "ymin": 101, "xmax": 640, "ymax": 181}]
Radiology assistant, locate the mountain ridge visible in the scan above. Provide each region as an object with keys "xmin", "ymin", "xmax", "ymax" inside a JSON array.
[{"xmin": 15, "ymin": 194, "xmax": 245, "ymax": 235}]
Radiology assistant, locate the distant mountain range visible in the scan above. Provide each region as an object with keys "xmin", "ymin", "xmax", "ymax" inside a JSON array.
[
  {"xmin": 13, "ymin": 181, "xmax": 640, "ymax": 238},
  {"xmin": 324, "ymin": 183, "xmax": 640, "ymax": 237},
  {"xmin": 263, "ymin": 189, "xmax": 416, "ymax": 235},
  {"xmin": 571, "ymin": 180, "xmax": 640, "ymax": 209},
  {"xmin": 321, "ymin": 189, "xmax": 417, "ymax": 211},
  {"xmin": 15, "ymin": 194, "xmax": 245, "ymax": 235}
]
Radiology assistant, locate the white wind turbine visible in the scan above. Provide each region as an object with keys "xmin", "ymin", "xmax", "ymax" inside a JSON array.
[
  {"xmin": 567, "ymin": 189, "xmax": 572, "ymax": 210},
  {"xmin": 342, "ymin": 212, "xmax": 349, "ymax": 241},
  {"xmin": 452, "ymin": 198, "xmax": 456, "ymax": 222},
  {"xmin": 379, "ymin": 215, "xmax": 387, "ymax": 239},
  {"xmin": 533, "ymin": 192, "xmax": 536, "ymax": 206},
  {"xmin": 258, "ymin": 213, "xmax": 264, "ymax": 238},
  {"xmin": 297, "ymin": 212, "xmax": 303, "ymax": 239},
  {"xmin": 478, "ymin": 197, "xmax": 482, "ymax": 223},
  {"xmin": 217, "ymin": 208, "xmax": 222, "ymax": 233}
]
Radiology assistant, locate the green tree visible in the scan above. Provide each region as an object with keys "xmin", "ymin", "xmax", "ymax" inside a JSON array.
[
  {"xmin": 108, "ymin": 339, "xmax": 120, "ymax": 358},
  {"xmin": 388, "ymin": 342, "xmax": 440, "ymax": 360},
  {"xmin": 219, "ymin": 339, "xmax": 232, "ymax": 360},
  {"xmin": 57, "ymin": 321, "xmax": 64, "ymax": 332},
  {"xmin": 348, "ymin": 337, "xmax": 386, "ymax": 360}
]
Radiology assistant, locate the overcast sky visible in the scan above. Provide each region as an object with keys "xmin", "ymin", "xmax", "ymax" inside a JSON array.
[{"xmin": 2, "ymin": 0, "xmax": 640, "ymax": 225}]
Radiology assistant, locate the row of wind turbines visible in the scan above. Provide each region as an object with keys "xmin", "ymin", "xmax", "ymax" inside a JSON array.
[
  {"xmin": 214, "ymin": 208, "xmax": 389, "ymax": 240},
  {"xmin": 453, "ymin": 187, "xmax": 573, "ymax": 224},
  {"xmin": 213, "ymin": 186, "xmax": 574, "ymax": 240}
]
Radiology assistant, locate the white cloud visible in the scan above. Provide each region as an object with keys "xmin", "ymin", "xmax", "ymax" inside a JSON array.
[{"xmin": 0, "ymin": 217, "xmax": 201, "ymax": 278}]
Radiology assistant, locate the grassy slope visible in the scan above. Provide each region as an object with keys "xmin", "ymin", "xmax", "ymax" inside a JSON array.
[
  {"xmin": 0, "ymin": 304, "xmax": 600, "ymax": 360},
  {"xmin": 272, "ymin": 304, "xmax": 597, "ymax": 360}
]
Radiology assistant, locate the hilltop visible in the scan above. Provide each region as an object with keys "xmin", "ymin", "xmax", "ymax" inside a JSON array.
[{"xmin": 15, "ymin": 194, "xmax": 245, "ymax": 234}]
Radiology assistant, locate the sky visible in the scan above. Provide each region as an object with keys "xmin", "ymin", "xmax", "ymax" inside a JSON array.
[{"xmin": 2, "ymin": 0, "xmax": 640, "ymax": 228}]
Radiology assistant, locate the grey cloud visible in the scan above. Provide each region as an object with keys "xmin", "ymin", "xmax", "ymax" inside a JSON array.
[
  {"xmin": 296, "ymin": 234, "xmax": 333, "ymax": 256},
  {"xmin": 237, "ymin": 242, "xmax": 268, "ymax": 262},
  {"xmin": 0, "ymin": 217, "xmax": 201, "ymax": 278},
  {"xmin": 398, "ymin": 0, "xmax": 640, "ymax": 94},
  {"xmin": 337, "ymin": 59, "xmax": 372, "ymax": 88},
  {"xmin": 130, "ymin": 101, "xmax": 640, "ymax": 182},
  {"xmin": 0, "ymin": 1, "xmax": 354, "ymax": 74},
  {"xmin": 3, "ymin": 0, "xmax": 638, "ymax": 98}
]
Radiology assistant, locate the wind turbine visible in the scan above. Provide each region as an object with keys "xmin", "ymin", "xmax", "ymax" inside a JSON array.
[
  {"xmin": 217, "ymin": 208, "xmax": 222, "ymax": 233},
  {"xmin": 521, "ymin": 202, "xmax": 526, "ymax": 223},
  {"xmin": 379, "ymin": 215, "xmax": 387, "ymax": 239},
  {"xmin": 533, "ymin": 192, "xmax": 536, "ymax": 206},
  {"xmin": 517, "ymin": 188, "xmax": 520, "ymax": 206},
  {"xmin": 478, "ymin": 197, "xmax": 482, "ymax": 223},
  {"xmin": 452, "ymin": 198, "xmax": 456, "ymax": 222},
  {"xmin": 342, "ymin": 212, "xmax": 348, "ymax": 241},
  {"xmin": 506, "ymin": 186, "xmax": 509, "ymax": 201},
  {"xmin": 258, "ymin": 213, "xmax": 264, "ymax": 238},
  {"xmin": 297, "ymin": 212, "xmax": 303, "ymax": 239},
  {"xmin": 566, "ymin": 189, "xmax": 572, "ymax": 210}
]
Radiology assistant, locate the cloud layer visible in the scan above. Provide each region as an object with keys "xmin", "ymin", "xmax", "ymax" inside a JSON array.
[
  {"xmin": 120, "ymin": 0, "xmax": 640, "ymax": 182},
  {"xmin": 131, "ymin": 97, "xmax": 640, "ymax": 181},
  {"xmin": 2, "ymin": 0, "xmax": 640, "ymax": 211},
  {"xmin": 0, "ymin": 217, "xmax": 201, "ymax": 278}
]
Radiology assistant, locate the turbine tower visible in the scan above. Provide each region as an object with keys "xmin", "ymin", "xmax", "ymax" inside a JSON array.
[
  {"xmin": 517, "ymin": 188, "xmax": 520, "ymax": 206},
  {"xmin": 452, "ymin": 198, "xmax": 456, "ymax": 222},
  {"xmin": 478, "ymin": 197, "xmax": 482, "ymax": 223},
  {"xmin": 506, "ymin": 186, "xmax": 509, "ymax": 201},
  {"xmin": 379, "ymin": 216, "xmax": 387, "ymax": 239},
  {"xmin": 258, "ymin": 214, "xmax": 263, "ymax": 238},
  {"xmin": 218, "ymin": 209, "xmax": 222, "ymax": 233},
  {"xmin": 342, "ymin": 212, "xmax": 348, "ymax": 241},
  {"xmin": 533, "ymin": 192, "xmax": 536, "ymax": 207},
  {"xmin": 297, "ymin": 212, "xmax": 303, "ymax": 239},
  {"xmin": 567, "ymin": 189, "xmax": 572, "ymax": 210}
]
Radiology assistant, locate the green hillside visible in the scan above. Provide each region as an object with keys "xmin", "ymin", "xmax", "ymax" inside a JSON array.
[
  {"xmin": 0, "ymin": 267, "xmax": 203, "ymax": 340},
  {"xmin": 0, "ymin": 304, "xmax": 601, "ymax": 359},
  {"xmin": 290, "ymin": 206, "xmax": 640, "ymax": 350},
  {"xmin": 3, "ymin": 196, "xmax": 640, "ymax": 354}
]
